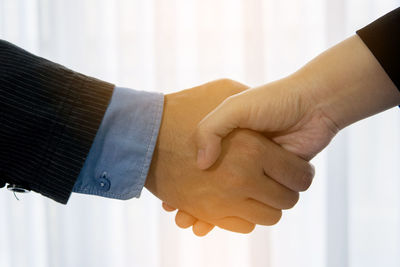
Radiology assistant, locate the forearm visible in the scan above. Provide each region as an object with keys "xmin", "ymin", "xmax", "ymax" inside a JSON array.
[
  {"xmin": 0, "ymin": 40, "xmax": 114, "ymax": 203},
  {"xmin": 296, "ymin": 34, "xmax": 400, "ymax": 130}
]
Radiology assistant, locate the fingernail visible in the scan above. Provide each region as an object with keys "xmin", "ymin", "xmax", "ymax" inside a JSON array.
[{"xmin": 197, "ymin": 149, "xmax": 205, "ymax": 168}]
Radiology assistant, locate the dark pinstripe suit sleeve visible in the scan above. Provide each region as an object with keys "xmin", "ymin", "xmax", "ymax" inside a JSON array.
[
  {"xmin": 357, "ymin": 7, "xmax": 400, "ymax": 90},
  {"xmin": 0, "ymin": 40, "xmax": 114, "ymax": 204}
]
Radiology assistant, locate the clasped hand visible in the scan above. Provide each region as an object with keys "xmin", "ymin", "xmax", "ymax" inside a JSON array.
[
  {"xmin": 146, "ymin": 35, "xmax": 400, "ymax": 236},
  {"xmin": 145, "ymin": 79, "xmax": 314, "ymax": 236}
]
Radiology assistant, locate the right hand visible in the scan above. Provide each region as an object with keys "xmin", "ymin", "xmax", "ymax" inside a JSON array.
[
  {"xmin": 162, "ymin": 76, "xmax": 325, "ymax": 235},
  {"xmin": 171, "ymin": 35, "xmax": 400, "ymax": 235},
  {"xmin": 146, "ymin": 79, "xmax": 314, "ymax": 235},
  {"xmin": 195, "ymin": 35, "xmax": 400, "ymax": 168},
  {"xmin": 195, "ymin": 74, "xmax": 339, "ymax": 168}
]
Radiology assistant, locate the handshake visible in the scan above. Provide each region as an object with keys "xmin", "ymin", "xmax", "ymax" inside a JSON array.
[
  {"xmin": 145, "ymin": 78, "xmax": 318, "ymax": 236},
  {"xmin": 0, "ymin": 18, "xmax": 398, "ymax": 238},
  {"xmin": 143, "ymin": 34, "xmax": 399, "ymax": 236}
]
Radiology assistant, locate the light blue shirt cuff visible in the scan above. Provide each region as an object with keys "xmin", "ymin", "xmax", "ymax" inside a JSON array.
[{"xmin": 73, "ymin": 87, "xmax": 164, "ymax": 200}]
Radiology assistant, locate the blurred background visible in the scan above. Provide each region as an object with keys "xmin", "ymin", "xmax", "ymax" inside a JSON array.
[{"xmin": 0, "ymin": 0, "xmax": 400, "ymax": 266}]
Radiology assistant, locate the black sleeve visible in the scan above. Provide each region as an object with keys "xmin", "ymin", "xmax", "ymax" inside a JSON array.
[
  {"xmin": 356, "ymin": 7, "xmax": 400, "ymax": 90},
  {"xmin": 0, "ymin": 40, "xmax": 114, "ymax": 204}
]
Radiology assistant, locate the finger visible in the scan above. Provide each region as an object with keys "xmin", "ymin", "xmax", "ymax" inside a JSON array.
[
  {"xmin": 249, "ymin": 175, "xmax": 300, "ymax": 210},
  {"xmin": 174, "ymin": 213, "xmax": 254, "ymax": 235},
  {"xmin": 234, "ymin": 199, "xmax": 282, "ymax": 226},
  {"xmin": 196, "ymin": 96, "xmax": 247, "ymax": 170},
  {"xmin": 175, "ymin": 210, "xmax": 197, "ymax": 229},
  {"xmin": 261, "ymin": 138, "xmax": 315, "ymax": 192},
  {"xmin": 173, "ymin": 210, "xmax": 215, "ymax": 236},
  {"xmin": 192, "ymin": 221, "xmax": 215, "ymax": 237},
  {"xmin": 211, "ymin": 217, "xmax": 255, "ymax": 234},
  {"xmin": 162, "ymin": 202, "xmax": 177, "ymax": 212}
]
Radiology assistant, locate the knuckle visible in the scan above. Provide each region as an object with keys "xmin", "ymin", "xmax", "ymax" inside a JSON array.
[
  {"xmin": 267, "ymin": 210, "xmax": 282, "ymax": 226},
  {"xmin": 215, "ymin": 78, "xmax": 238, "ymax": 87},
  {"xmin": 212, "ymin": 78, "xmax": 249, "ymax": 93},
  {"xmin": 257, "ymin": 209, "xmax": 282, "ymax": 226},
  {"xmin": 281, "ymin": 192, "xmax": 300, "ymax": 210},
  {"xmin": 296, "ymin": 163, "xmax": 315, "ymax": 192}
]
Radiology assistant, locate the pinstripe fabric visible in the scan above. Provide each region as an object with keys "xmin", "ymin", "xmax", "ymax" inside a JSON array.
[{"xmin": 0, "ymin": 40, "xmax": 114, "ymax": 204}]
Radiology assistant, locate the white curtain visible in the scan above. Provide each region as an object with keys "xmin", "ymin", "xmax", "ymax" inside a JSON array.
[{"xmin": 0, "ymin": 0, "xmax": 400, "ymax": 266}]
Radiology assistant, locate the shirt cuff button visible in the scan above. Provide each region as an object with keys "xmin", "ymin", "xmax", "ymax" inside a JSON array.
[{"xmin": 98, "ymin": 172, "xmax": 111, "ymax": 191}]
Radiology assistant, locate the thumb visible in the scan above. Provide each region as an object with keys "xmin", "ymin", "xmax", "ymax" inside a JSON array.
[{"xmin": 196, "ymin": 96, "xmax": 245, "ymax": 169}]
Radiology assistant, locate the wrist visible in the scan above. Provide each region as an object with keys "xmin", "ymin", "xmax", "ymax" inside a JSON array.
[
  {"xmin": 295, "ymin": 35, "xmax": 400, "ymax": 131},
  {"xmin": 291, "ymin": 67, "xmax": 342, "ymax": 132},
  {"xmin": 145, "ymin": 93, "xmax": 182, "ymax": 199}
]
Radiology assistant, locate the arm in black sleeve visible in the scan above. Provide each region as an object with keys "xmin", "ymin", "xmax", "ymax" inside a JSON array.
[
  {"xmin": 0, "ymin": 40, "xmax": 114, "ymax": 204},
  {"xmin": 357, "ymin": 7, "xmax": 400, "ymax": 90}
]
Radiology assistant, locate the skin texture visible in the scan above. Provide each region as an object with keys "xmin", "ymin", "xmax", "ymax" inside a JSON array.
[
  {"xmin": 196, "ymin": 35, "xmax": 400, "ymax": 167},
  {"xmin": 145, "ymin": 79, "xmax": 314, "ymax": 235},
  {"xmin": 170, "ymin": 35, "xmax": 400, "ymax": 236}
]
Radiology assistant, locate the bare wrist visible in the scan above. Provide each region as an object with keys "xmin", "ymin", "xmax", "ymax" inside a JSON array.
[{"xmin": 294, "ymin": 35, "xmax": 400, "ymax": 131}]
